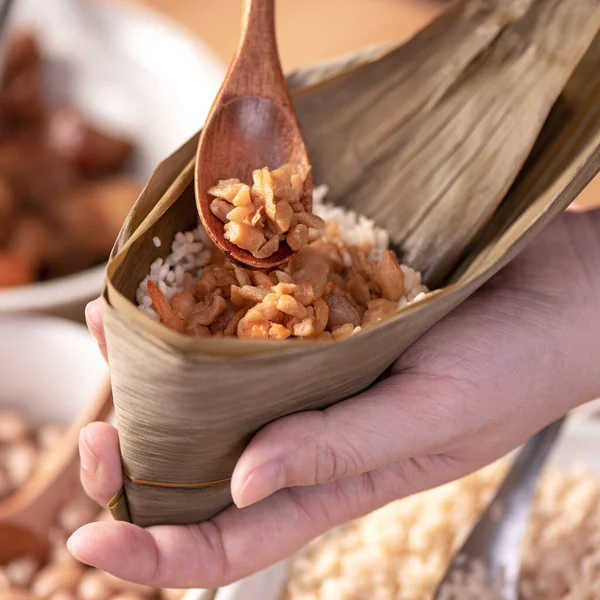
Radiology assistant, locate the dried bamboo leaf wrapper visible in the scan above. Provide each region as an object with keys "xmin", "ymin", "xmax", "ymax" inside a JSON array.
[
  {"xmin": 111, "ymin": 136, "xmax": 200, "ymax": 258},
  {"xmin": 295, "ymin": 0, "xmax": 600, "ymax": 287},
  {"xmin": 457, "ymin": 69, "xmax": 600, "ymax": 280},
  {"xmin": 103, "ymin": 0, "xmax": 600, "ymax": 526}
]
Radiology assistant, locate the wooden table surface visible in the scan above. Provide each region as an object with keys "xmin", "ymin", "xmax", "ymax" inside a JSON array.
[{"xmin": 115, "ymin": 0, "xmax": 599, "ymax": 210}]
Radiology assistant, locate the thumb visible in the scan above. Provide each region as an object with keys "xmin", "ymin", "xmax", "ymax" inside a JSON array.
[{"xmin": 230, "ymin": 376, "xmax": 455, "ymax": 508}]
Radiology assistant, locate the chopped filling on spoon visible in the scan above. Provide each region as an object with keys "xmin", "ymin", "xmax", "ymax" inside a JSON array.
[{"xmin": 208, "ymin": 163, "xmax": 325, "ymax": 258}]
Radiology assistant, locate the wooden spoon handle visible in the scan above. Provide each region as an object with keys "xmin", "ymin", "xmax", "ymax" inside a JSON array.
[{"xmin": 222, "ymin": 0, "xmax": 290, "ymax": 105}]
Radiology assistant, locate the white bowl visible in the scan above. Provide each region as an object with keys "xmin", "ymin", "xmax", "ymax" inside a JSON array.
[
  {"xmin": 188, "ymin": 407, "xmax": 600, "ymax": 600},
  {"xmin": 0, "ymin": 314, "xmax": 108, "ymax": 424},
  {"xmin": 0, "ymin": 0, "xmax": 224, "ymax": 321}
]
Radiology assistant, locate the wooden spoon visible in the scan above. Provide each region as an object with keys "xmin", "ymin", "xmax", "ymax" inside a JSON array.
[
  {"xmin": 0, "ymin": 378, "xmax": 113, "ymax": 564},
  {"xmin": 195, "ymin": 0, "xmax": 313, "ymax": 269}
]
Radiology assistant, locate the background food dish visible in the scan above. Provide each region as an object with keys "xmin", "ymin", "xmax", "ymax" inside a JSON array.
[
  {"xmin": 0, "ymin": 0, "xmax": 224, "ymax": 320},
  {"xmin": 0, "ymin": 315, "xmax": 204, "ymax": 599}
]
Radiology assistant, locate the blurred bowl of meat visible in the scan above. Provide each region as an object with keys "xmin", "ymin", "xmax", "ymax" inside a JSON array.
[{"xmin": 0, "ymin": 0, "xmax": 224, "ymax": 320}]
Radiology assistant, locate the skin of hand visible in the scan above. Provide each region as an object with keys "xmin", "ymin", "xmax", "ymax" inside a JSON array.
[{"xmin": 69, "ymin": 210, "xmax": 600, "ymax": 590}]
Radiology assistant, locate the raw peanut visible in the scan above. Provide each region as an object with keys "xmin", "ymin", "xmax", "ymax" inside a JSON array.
[
  {"xmin": 57, "ymin": 497, "xmax": 98, "ymax": 535},
  {"xmin": 50, "ymin": 540, "xmax": 79, "ymax": 566},
  {"xmin": 5, "ymin": 557, "xmax": 38, "ymax": 587},
  {"xmin": 32, "ymin": 563, "xmax": 83, "ymax": 597},
  {"xmin": 36, "ymin": 424, "xmax": 64, "ymax": 451},
  {"xmin": 77, "ymin": 571, "xmax": 114, "ymax": 600},
  {"xmin": 5, "ymin": 442, "xmax": 37, "ymax": 488},
  {"xmin": 0, "ymin": 410, "xmax": 29, "ymax": 443}
]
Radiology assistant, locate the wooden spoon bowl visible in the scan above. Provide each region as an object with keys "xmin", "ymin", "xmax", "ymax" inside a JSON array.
[
  {"xmin": 195, "ymin": 0, "xmax": 313, "ymax": 270},
  {"xmin": 0, "ymin": 378, "xmax": 113, "ymax": 564}
]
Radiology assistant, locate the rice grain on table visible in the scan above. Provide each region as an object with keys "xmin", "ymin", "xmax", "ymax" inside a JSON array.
[{"xmin": 135, "ymin": 185, "xmax": 429, "ymax": 332}]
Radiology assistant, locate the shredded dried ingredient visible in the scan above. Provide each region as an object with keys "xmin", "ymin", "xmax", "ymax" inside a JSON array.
[{"xmin": 208, "ymin": 163, "xmax": 325, "ymax": 259}]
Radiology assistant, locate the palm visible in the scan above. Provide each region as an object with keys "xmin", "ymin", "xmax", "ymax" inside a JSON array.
[{"xmin": 71, "ymin": 211, "xmax": 600, "ymax": 588}]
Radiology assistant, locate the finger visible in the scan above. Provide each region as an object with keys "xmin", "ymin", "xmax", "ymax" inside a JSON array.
[
  {"xmin": 68, "ymin": 454, "xmax": 462, "ymax": 589},
  {"xmin": 79, "ymin": 422, "xmax": 123, "ymax": 506},
  {"xmin": 85, "ymin": 298, "xmax": 107, "ymax": 362},
  {"xmin": 231, "ymin": 373, "xmax": 468, "ymax": 508}
]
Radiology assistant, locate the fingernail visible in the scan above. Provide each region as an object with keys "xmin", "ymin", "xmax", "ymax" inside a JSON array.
[
  {"xmin": 79, "ymin": 427, "xmax": 98, "ymax": 473},
  {"xmin": 85, "ymin": 302, "xmax": 102, "ymax": 338},
  {"xmin": 66, "ymin": 533, "xmax": 76, "ymax": 556},
  {"xmin": 66, "ymin": 530, "xmax": 90, "ymax": 564},
  {"xmin": 235, "ymin": 462, "xmax": 285, "ymax": 508}
]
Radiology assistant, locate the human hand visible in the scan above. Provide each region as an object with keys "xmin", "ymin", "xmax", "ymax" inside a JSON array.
[{"xmin": 69, "ymin": 210, "xmax": 600, "ymax": 589}]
